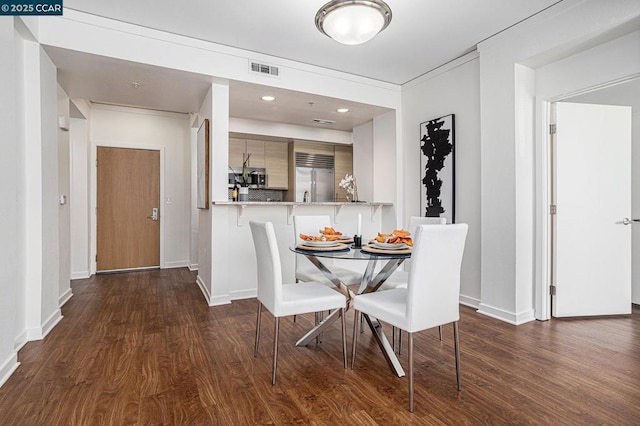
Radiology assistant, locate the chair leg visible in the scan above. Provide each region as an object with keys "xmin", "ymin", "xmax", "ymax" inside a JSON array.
[
  {"xmin": 398, "ymin": 330, "xmax": 403, "ymax": 355},
  {"xmin": 272, "ymin": 317, "xmax": 280, "ymax": 386},
  {"xmin": 340, "ymin": 308, "xmax": 347, "ymax": 368},
  {"xmin": 453, "ymin": 321, "xmax": 461, "ymax": 391},
  {"xmin": 438, "ymin": 325, "xmax": 443, "ymax": 341},
  {"xmin": 254, "ymin": 302, "xmax": 262, "ymax": 357},
  {"xmin": 392, "ymin": 326, "xmax": 396, "ymax": 352},
  {"xmin": 408, "ymin": 332, "xmax": 414, "ymax": 413},
  {"xmin": 351, "ymin": 309, "xmax": 360, "ymax": 369},
  {"xmin": 293, "ymin": 279, "xmax": 299, "ymax": 323}
]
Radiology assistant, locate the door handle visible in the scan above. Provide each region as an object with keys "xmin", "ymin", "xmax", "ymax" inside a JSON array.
[
  {"xmin": 621, "ymin": 218, "xmax": 640, "ymax": 225},
  {"xmin": 147, "ymin": 207, "xmax": 159, "ymax": 221}
]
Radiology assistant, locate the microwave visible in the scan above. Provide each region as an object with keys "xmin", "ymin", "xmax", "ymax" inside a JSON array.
[{"xmin": 228, "ymin": 167, "xmax": 267, "ymax": 188}]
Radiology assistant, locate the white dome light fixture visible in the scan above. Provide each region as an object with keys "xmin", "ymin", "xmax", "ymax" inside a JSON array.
[{"xmin": 315, "ymin": 0, "xmax": 392, "ymax": 46}]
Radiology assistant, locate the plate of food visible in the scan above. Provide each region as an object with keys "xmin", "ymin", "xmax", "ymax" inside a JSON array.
[
  {"xmin": 302, "ymin": 240, "xmax": 341, "ymax": 247},
  {"xmin": 372, "ymin": 229, "xmax": 413, "ymax": 247},
  {"xmin": 373, "ymin": 241, "xmax": 409, "ymax": 250}
]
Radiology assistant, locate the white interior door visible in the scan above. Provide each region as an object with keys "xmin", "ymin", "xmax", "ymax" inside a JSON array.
[{"xmin": 553, "ymin": 102, "xmax": 632, "ymax": 317}]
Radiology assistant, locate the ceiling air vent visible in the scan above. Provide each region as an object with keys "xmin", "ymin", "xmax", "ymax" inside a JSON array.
[
  {"xmin": 313, "ymin": 118, "xmax": 335, "ymax": 125},
  {"xmin": 249, "ymin": 61, "xmax": 279, "ymax": 77}
]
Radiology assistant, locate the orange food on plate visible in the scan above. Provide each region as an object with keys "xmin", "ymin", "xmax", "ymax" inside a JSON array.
[
  {"xmin": 393, "ymin": 229, "xmax": 411, "ymax": 237},
  {"xmin": 399, "ymin": 237, "xmax": 413, "ymax": 246},
  {"xmin": 324, "ymin": 235, "xmax": 341, "ymax": 241},
  {"xmin": 299, "ymin": 233, "xmax": 324, "ymax": 241},
  {"xmin": 320, "ymin": 227, "xmax": 342, "ymax": 236},
  {"xmin": 373, "ymin": 230, "xmax": 414, "ymax": 246}
]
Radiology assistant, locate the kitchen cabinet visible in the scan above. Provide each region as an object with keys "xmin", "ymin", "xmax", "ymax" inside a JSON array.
[
  {"xmin": 229, "ymin": 138, "xmax": 265, "ymax": 168},
  {"xmin": 264, "ymin": 141, "xmax": 288, "ymax": 189},
  {"xmin": 334, "ymin": 145, "xmax": 353, "ymax": 202}
]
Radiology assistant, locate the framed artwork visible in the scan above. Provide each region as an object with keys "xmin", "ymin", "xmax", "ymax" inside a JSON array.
[
  {"xmin": 197, "ymin": 118, "xmax": 210, "ymax": 209},
  {"xmin": 419, "ymin": 114, "xmax": 455, "ymax": 223}
]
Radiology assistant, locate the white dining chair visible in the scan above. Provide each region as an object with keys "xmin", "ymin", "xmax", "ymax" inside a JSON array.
[
  {"xmin": 293, "ymin": 215, "xmax": 362, "ymax": 286},
  {"xmin": 351, "ymin": 223, "xmax": 468, "ymax": 412},
  {"xmin": 250, "ymin": 220, "xmax": 348, "ymax": 386},
  {"xmin": 380, "ymin": 216, "xmax": 447, "ymax": 348}
]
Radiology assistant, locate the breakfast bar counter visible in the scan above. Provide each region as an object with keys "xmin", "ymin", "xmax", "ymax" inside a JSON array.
[{"xmin": 203, "ymin": 201, "xmax": 396, "ymax": 306}]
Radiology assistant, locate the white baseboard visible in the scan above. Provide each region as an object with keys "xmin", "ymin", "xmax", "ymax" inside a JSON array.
[
  {"xmin": 196, "ymin": 275, "xmax": 210, "ymax": 304},
  {"xmin": 459, "ymin": 294, "xmax": 480, "ymax": 309},
  {"xmin": 209, "ymin": 294, "xmax": 232, "ymax": 306},
  {"xmin": 0, "ymin": 353, "xmax": 20, "ymax": 388},
  {"xmin": 188, "ymin": 262, "xmax": 198, "ymax": 271},
  {"xmin": 163, "ymin": 260, "xmax": 189, "ymax": 269},
  {"xmin": 229, "ymin": 289, "xmax": 257, "ymax": 300},
  {"xmin": 59, "ymin": 289, "xmax": 73, "ymax": 307},
  {"xmin": 42, "ymin": 309, "xmax": 63, "ymax": 337},
  {"xmin": 71, "ymin": 271, "xmax": 90, "ymax": 280},
  {"xmin": 477, "ymin": 303, "xmax": 536, "ymax": 325},
  {"xmin": 14, "ymin": 331, "xmax": 28, "ymax": 352}
]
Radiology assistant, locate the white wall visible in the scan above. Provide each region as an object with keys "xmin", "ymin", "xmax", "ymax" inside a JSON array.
[
  {"xmin": 88, "ymin": 104, "xmax": 191, "ymax": 270},
  {"xmin": 401, "ymin": 53, "xmax": 482, "ymax": 306},
  {"xmin": 57, "ymin": 85, "xmax": 72, "ymax": 306},
  {"xmin": 0, "ymin": 19, "xmax": 23, "ymax": 387},
  {"xmin": 536, "ymin": 29, "xmax": 640, "ymax": 307},
  {"xmin": 37, "ymin": 46, "xmax": 62, "ymax": 334},
  {"xmin": 477, "ymin": 0, "xmax": 640, "ymax": 323},
  {"xmin": 196, "ymin": 86, "xmax": 214, "ymax": 303},
  {"xmin": 69, "ymin": 116, "xmax": 90, "ymax": 279},
  {"xmin": 372, "ymin": 111, "xmax": 397, "ymax": 203},
  {"xmin": 353, "ymin": 121, "xmax": 374, "ymax": 203},
  {"xmin": 20, "ymin": 40, "xmax": 63, "ymax": 342},
  {"xmin": 230, "ymin": 118, "xmax": 353, "ymax": 145}
]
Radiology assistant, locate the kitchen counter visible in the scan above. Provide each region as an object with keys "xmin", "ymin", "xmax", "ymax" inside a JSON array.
[
  {"xmin": 204, "ymin": 200, "xmax": 396, "ymax": 306},
  {"xmin": 212, "ymin": 201, "xmax": 392, "ymax": 206}
]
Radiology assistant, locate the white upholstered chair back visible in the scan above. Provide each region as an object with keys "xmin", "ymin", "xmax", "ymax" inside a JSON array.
[
  {"xmin": 250, "ymin": 221, "xmax": 283, "ymax": 315},
  {"xmin": 405, "ymin": 224, "xmax": 468, "ymax": 332}
]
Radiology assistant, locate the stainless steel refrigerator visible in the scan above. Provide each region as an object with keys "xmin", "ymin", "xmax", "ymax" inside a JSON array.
[{"xmin": 295, "ymin": 152, "xmax": 335, "ymax": 202}]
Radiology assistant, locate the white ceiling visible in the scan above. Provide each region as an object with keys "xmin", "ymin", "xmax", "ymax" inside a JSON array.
[{"xmin": 49, "ymin": 0, "xmax": 564, "ymax": 130}]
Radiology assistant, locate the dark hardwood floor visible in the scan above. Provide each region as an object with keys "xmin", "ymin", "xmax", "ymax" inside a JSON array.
[{"xmin": 1, "ymin": 268, "xmax": 638, "ymax": 425}]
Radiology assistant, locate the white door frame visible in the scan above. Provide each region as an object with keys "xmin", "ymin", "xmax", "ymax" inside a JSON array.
[
  {"xmin": 90, "ymin": 142, "xmax": 166, "ymax": 275},
  {"xmin": 534, "ymin": 75, "xmax": 639, "ymax": 320}
]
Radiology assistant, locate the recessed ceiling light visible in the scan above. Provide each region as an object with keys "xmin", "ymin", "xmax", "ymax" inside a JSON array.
[
  {"xmin": 261, "ymin": 95, "xmax": 276, "ymax": 101},
  {"xmin": 337, "ymin": 108, "xmax": 350, "ymax": 113}
]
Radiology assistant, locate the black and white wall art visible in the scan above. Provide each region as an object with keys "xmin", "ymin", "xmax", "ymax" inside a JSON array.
[{"xmin": 420, "ymin": 114, "xmax": 455, "ymax": 223}]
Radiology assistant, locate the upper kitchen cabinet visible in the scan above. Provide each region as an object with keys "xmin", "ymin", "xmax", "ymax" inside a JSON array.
[
  {"xmin": 229, "ymin": 138, "xmax": 265, "ymax": 168},
  {"xmin": 334, "ymin": 145, "xmax": 353, "ymax": 202},
  {"xmin": 264, "ymin": 141, "xmax": 288, "ymax": 189}
]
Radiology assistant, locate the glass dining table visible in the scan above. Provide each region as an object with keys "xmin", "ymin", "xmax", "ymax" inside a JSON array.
[{"xmin": 290, "ymin": 244, "xmax": 411, "ymax": 377}]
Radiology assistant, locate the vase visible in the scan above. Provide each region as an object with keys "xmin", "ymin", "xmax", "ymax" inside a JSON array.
[{"xmin": 238, "ymin": 186, "xmax": 249, "ymax": 201}]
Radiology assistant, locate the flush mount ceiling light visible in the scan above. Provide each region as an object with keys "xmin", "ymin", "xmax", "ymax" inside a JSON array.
[
  {"xmin": 337, "ymin": 108, "xmax": 350, "ymax": 113},
  {"xmin": 315, "ymin": 0, "xmax": 392, "ymax": 45},
  {"xmin": 261, "ymin": 95, "xmax": 276, "ymax": 101}
]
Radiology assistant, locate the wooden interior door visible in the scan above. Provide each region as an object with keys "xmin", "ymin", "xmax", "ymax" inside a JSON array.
[{"xmin": 97, "ymin": 147, "xmax": 160, "ymax": 271}]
